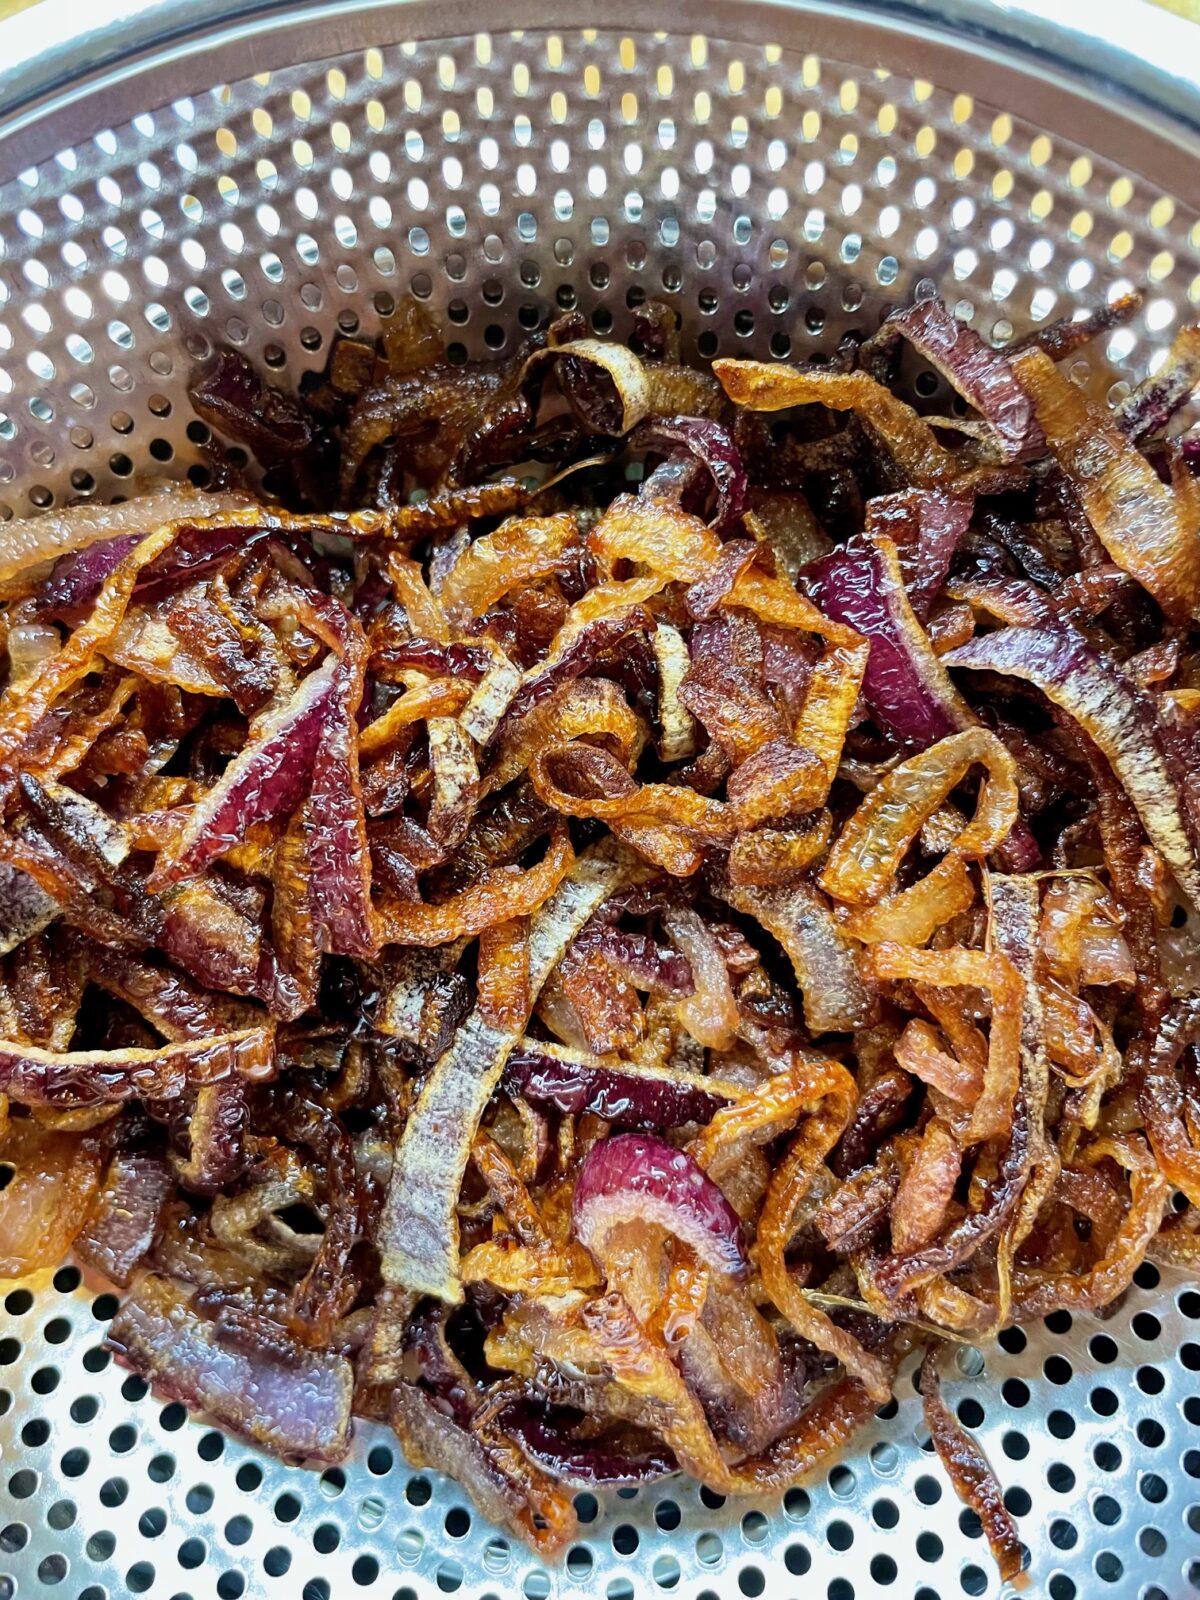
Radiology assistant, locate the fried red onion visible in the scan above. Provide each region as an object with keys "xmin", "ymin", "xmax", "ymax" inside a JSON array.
[
  {"xmin": 633, "ymin": 416, "xmax": 749, "ymax": 533},
  {"xmin": 919, "ymin": 1344, "xmax": 1023, "ymax": 1580},
  {"xmin": 501, "ymin": 1401, "xmax": 677, "ymax": 1486},
  {"xmin": 107, "ymin": 1273, "xmax": 352, "ymax": 1462},
  {"xmin": 714, "ymin": 873, "xmax": 871, "ymax": 1033},
  {"xmin": 1012, "ymin": 346, "xmax": 1200, "ymax": 622},
  {"xmin": 0, "ymin": 485, "xmax": 252, "ymax": 587},
  {"xmin": 806, "ymin": 534, "xmax": 973, "ymax": 751},
  {"xmin": 0, "ymin": 1029, "xmax": 274, "ymax": 1108},
  {"xmin": 887, "ymin": 297, "xmax": 1044, "ymax": 462},
  {"xmin": 378, "ymin": 841, "xmax": 634, "ymax": 1301},
  {"xmin": 390, "ymin": 1382, "xmax": 576, "ymax": 1554},
  {"xmin": 150, "ymin": 660, "xmax": 339, "ymax": 889},
  {"xmin": 573, "ymin": 1132, "xmax": 748, "ymax": 1282},
  {"xmin": 503, "ymin": 1040, "xmax": 738, "ymax": 1129},
  {"xmin": 1, "ymin": 298, "xmax": 1197, "ymax": 1583},
  {"xmin": 529, "ymin": 339, "xmax": 651, "ymax": 434},
  {"xmin": 864, "ymin": 490, "xmax": 974, "ymax": 622},
  {"xmin": 946, "ymin": 624, "xmax": 1200, "ymax": 908},
  {"xmin": 73, "ymin": 1151, "xmax": 174, "ymax": 1286},
  {"xmin": 191, "ymin": 348, "xmax": 317, "ymax": 464}
]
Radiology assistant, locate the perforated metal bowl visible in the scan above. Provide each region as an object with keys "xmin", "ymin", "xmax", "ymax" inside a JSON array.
[{"xmin": 0, "ymin": 3, "xmax": 1199, "ymax": 1597}]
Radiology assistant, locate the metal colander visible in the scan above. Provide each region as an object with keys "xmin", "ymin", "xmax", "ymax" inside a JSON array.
[{"xmin": 0, "ymin": 2, "xmax": 1198, "ymax": 1596}]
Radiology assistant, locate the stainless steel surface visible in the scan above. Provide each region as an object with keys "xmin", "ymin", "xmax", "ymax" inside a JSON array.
[{"xmin": 0, "ymin": 4, "xmax": 1198, "ymax": 1597}]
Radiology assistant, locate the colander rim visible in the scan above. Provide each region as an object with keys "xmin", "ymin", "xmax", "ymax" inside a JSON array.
[{"xmin": 1, "ymin": 0, "xmax": 1199, "ymax": 199}]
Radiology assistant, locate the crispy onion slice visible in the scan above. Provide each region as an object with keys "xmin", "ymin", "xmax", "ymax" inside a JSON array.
[
  {"xmin": 887, "ymin": 297, "xmax": 1044, "ymax": 463},
  {"xmin": 1140, "ymin": 1000, "xmax": 1200, "ymax": 1206},
  {"xmin": 919, "ymin": 1343, "xmax": 1023, "ymax": 1580},
  {"xmin": 1012, "ymin": 1135, "xmax": 1167, "ymax": 1316},
  {"xmin": 504, "ymin": 1038, "xmax": 739, "ymax": 1129},
  {"xmin": 573, "ymin": 1133, "xmax": 749, "ymax": 1283},
  {"xmin": 108, "ymin": 1274, "xmax": 353, "ymax": 1463},
  {"xmin": 716, "ymin": 873, "xmax": 870, "ymax": 1034},
  {"xmin": 0, "ymin": 1028, "xmax": 274, "ymax": 1109},
  {"xmin": 713, "ymin": 359, "xmax": 962, "ymax": 486},
  {"xmin": 1012, "ymin": 346, "xmax": 1200, "ymax": 622},
  {"xmin": 806, "ymin": 534, "xmax": 976, "ymax": 753},
  {"xmin": 946, "ymin": 624, "xmax": 1200, "ymax": 909},
  {"xmin": 0, "ymin": 1121, "xmax": 103, "ymax": 1277},
  {"xmin": 378, "ymin": 841, "xmax": 635, "ymax": 1301},
  {"xmin": 821, "ymin": 728, "xmax": 1019, "ymax": 908},
  {"xmin": 755, "ymin": 1059, "xmax": 892, "ymax": 1400},
  {"xmin": 375, "ymin": 826, "xmax": 575, "ymax": 947},
  {"xmin": 439, "ymin": 513, "xmax": 580, "ymax": 625},
  {"xmin": 869, "ymin": 943, "xmax": 1022, "ymax": 1146},
  {"xmin": 0, "ymin": 486, "xmax": 253, "ymax": 586}
]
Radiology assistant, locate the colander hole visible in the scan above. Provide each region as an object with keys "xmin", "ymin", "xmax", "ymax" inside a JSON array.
[
  {"xmin": 178, "ymin": 1538, "xmax": 206, "ymax": 1568},
  {"xmin": 784, "ymin": 1543, "xmax": 810, "ymax": 1575}
]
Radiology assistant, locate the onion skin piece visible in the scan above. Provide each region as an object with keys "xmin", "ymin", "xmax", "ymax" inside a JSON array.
[
  {"xmin": 573, "ymin": 1132, "xmax": 749, "ymax": 1282},
  {"xmin": 503, "ymin": 1040, "xmax": 739, "ymax": 1129},
  {"xmin": 1012, "ymin": 346, "xmax": 1200, "ymax": 622},
  {"xmin": 888, "ymin": 297, "xmax": 1044, "ymax": 463},
  {"xmin": 919, "ymin": 1343, "xmax": 1022, "ymax": 1581},
  {"xmin": 107, "ymin": 1273, "xmax": 352, "ymax": 1463},
  {"xmin": 806, "ymin": 534, "xmax": 974, "ymax": 752},
  {"xmin": 0, "ymin": 1029, "xmax": 274, "ymax": 1109},
  {"xmin": 945, "ymin": 624, "xmax": 1200, "ymax": 909}
]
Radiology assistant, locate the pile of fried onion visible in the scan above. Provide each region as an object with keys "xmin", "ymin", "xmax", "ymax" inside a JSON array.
[{"xmin": 1, "ymin": 293, "xmax": 1198, "ymax": 1577}]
